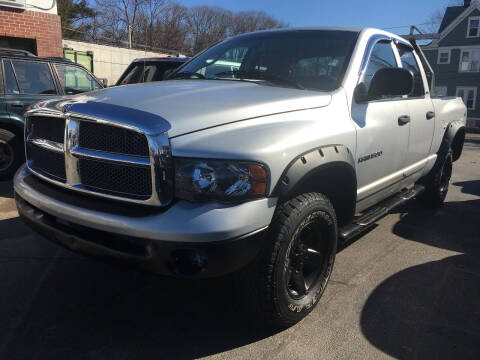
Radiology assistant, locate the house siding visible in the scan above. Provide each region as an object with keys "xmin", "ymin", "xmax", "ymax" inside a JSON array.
[
  {"xmin": 423, "ymin": 5, "xmax": 480, "ymax": 129},
  {"xmin": 440, "ymin": 8, "xmax": 480, "ymax": 47}
]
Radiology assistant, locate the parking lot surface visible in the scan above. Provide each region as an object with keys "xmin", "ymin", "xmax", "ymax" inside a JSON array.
[{"xmin": 0, "ymin": 134, "xmax": 479, "ymax": 360}]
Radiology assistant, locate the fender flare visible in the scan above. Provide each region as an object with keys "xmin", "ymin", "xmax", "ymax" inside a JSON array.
[
  {"xmin": 445, "ymin": 120, "xmax": 466, "ymax": 162},
  {"xmin": 272, "ymin": 145, "xmax": 357, "ymax": 225},
  {"xmin": 273, "ymin": 144, "xmax": 356, "ymax": 197}
]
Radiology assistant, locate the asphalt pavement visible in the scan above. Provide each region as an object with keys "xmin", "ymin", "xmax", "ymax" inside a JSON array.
[{"xmin": 0, "ymin": 134, "xmax": 479, "ymax": 360}]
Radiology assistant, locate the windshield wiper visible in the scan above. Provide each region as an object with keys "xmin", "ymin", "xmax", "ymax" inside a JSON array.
[
  {"xmin": 169, "ymin": 71, "xmax": 206, "ymax": 80},
  {"xmin": 214, "ymin": 70, "xmax": 305, "ymax": 90}
]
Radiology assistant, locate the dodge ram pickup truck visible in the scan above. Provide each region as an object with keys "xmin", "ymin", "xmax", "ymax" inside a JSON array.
[{"xmin": 14, "ymin": 28, "xmax": 466, "ymax": 327}]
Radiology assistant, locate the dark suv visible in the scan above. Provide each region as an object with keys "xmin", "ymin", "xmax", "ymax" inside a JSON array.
[
  {"xmin": 0, "ymin": 50, "xmax": 104, "ymax": 179},
  {"xmin": 115, "ymin": 57, "xmax": 188, "ymax": 86}
]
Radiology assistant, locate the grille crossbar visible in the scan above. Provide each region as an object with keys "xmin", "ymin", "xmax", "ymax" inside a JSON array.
[{"xmin": 24, "ymin": 113, "xmax": 170, "ymax": 206}]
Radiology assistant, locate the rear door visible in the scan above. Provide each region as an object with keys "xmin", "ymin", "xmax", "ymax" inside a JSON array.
[
  {"xmin": 395, "ymin": 44, "xmax": 435, "ymax": 166},
  {"xmin": 2, "ymin": 59, "xmax": 59, "ymax": 118}
]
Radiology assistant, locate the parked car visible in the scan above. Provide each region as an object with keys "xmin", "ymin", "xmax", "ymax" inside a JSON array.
[
  {"xmin": 0, "ymin": 51, "xmax": 104, "ymax": 179},
  {"xmin": 15, "ymin": 28, "xmax": 466, "ymax": 327},
  {"xmin": 115, "ymin": 57, "xmax": 189, "ymax": 86}
]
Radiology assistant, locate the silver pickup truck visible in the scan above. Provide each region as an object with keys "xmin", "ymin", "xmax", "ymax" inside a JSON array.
[{"xmin": 14, "ymin": 28, "xmax": 466, "ymax": 327}]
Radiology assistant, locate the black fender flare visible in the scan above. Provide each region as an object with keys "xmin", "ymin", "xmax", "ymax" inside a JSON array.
[
  {"xmin": 273, "ymin": 145, "xmax": 357, "ymax": 225},
  {"xmin": 445, "ymin": 120, "xmax": 466, "ymax": 162}
]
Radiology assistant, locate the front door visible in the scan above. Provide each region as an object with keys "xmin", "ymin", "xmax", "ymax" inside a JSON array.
[{"xmin": 352, "ymin": 40, "xmax": 410, "ymax": 201}]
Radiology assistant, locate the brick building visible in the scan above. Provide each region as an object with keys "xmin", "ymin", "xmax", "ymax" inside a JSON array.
[{"xmin": 0, "ymin": 0, "xmax": 62, "ymax": 57}]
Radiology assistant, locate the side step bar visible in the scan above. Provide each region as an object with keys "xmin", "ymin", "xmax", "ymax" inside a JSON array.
[{"xmin": 339, "ymin": 184, "xmax": 425, "ymax": 241}]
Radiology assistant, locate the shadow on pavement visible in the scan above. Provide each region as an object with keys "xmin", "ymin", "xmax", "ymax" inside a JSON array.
[
  {"xmin": 0, "ymin": 180, "xmax": 13, "ymax": 199},
  {"xmin": 360, "ymin": 198, "xmax": 480, "ymax": 359},
  {"xmin": 0, "ymin": 216, "xmax": 280, "ymax": 360},
  {"xmin": 453, "ymin": 180, "xmax": 480, "ymax": 197}
]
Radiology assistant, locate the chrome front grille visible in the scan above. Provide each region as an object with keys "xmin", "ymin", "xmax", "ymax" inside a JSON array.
[
  {"xmin": 78, "ymin": 121, "xmax": 150, "ymax": 156},
  {"xmin": 24, "ymin": 111, "xmax": 172, "ymax": 206},
  {"xmin": 79, "ymin": 158, "xmax": 152, "ymax": 199},
  {"xmin": 26, "ymin": 143, "xmax": 66, "ymax": 182}
]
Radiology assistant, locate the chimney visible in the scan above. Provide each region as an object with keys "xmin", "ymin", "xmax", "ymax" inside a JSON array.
[{"xmin": 464, "ymin": 0, "xmax": 471, "ymax": 7}]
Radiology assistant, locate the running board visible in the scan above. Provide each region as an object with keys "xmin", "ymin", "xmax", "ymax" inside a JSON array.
[{"xmin": 339, "ymin": 184, "xmax": 425, "ymax": 240}]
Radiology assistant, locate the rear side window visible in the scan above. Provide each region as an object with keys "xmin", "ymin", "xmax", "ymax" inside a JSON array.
[
  {"xmin": 3, "ymin": 60, "xmax": 19, "ymax": 94},
  {"xmin": 118, "ymin": 62, "xmax": 184, "ymax": 85},
  {"xmin": 396, "ymin": 45, "xmax": 425, "ymax": 97},
  {"xmin": 54, "ymin": 64, "xmax": 102, "ymax": 94},
  {"xmin": 364, "ymin": 41, "xmax": 398, "ymax": 91},
  {"xmin": 118, "ymin": 63, "xmax": 144, "ymax": 85},
  {"xmin": 11, "ymin": 60, "xmax": 57, "ymax": 95}
]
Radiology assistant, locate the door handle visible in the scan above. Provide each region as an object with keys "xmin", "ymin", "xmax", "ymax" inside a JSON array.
[
  {"xmin": 426, "ymin": 111, "xmax": 435, "ymax": 120},
  {"xmin": 398, "ymin": 115, "xmax": 410, "ymax": 126},
  {"xmin": 11, "ymin": 104, "xmax": 24, "ymax": 108}
]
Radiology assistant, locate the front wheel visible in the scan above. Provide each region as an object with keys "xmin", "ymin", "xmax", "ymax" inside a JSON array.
[
  {"xmin": 0, "ymin": 129, "xmax": 24, "ymax": 180},
  {"xmin": 242, "ymin": 193, "xmax": 338, "ymax": 327}
]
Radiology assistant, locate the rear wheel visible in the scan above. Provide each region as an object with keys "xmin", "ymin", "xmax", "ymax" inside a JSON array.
[
  {"xmin": 241, "ymin": 193, "xmax": 337, "ymax": 327},
  {"xmin": 0, "ymin": 129, "xmax": 24, "ymax": 180},
  {"xmin": 420, "ymin": 146, "xmax": 453, "ymax": 208}
]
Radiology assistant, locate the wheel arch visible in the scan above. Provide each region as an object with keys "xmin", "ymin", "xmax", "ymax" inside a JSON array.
[
  {"xmin": 272, "ymin": 145, "xmax": 357, "ymax": 226},
  {"xmin": 446, "ymin": 121, "xmax": 465, "ymax": 162},
  {"xmin": 0, "ymin": 113, "xmax": 25, "ymax": 138}
]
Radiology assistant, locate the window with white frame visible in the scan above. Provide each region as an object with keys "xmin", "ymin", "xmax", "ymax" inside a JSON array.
[
  {"xmin": 459, "ymin": 48, "xmax": 480, "ymax": 72},
  {"xmin": 456, "ymin": 87, "xmax": 477, "ymax": 110},
  {"xmin": 467, "ymin": 16, "xmax": 480, "ymax": 37},
  {"xmin": 437, "ymin": 50, "xmax": 450, "ymax": 64},
  {"xmin": 435, "ymin": 86, "xmax": 448, "ymax": 96}
]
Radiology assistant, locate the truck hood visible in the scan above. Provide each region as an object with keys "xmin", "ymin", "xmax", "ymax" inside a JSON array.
[{"xmin": 48, "ymin": 80, "xmax": 332, "ymax": 137}]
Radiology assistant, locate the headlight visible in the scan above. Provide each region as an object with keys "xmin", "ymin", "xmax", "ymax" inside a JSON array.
[{"xmin": 175, "ymin": 158, "xmax": 268, "ymax": 202}]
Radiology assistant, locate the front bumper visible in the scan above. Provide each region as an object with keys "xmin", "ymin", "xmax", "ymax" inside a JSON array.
[{"xmin": 14, "ymin": 165, "xmax": 277, "ymax": 277}]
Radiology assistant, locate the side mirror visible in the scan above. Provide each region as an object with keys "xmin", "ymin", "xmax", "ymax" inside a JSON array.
[
  {"xmin": 355, "ymin": 68, "xmax": 414, "ymax": 103},
  {"xmin": 102, "ymin": 78, "xmax": 109, "ymax": 87}
]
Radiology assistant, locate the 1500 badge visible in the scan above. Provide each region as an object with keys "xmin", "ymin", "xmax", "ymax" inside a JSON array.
[{"xmin": 358, "ymin": 151, "xmax": 383, "ymax": 163}]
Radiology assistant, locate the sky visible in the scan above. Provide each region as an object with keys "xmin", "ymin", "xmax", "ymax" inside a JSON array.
[{"xmin": 179, "ymin": 0, "xmax": 461, "ymax": 35}]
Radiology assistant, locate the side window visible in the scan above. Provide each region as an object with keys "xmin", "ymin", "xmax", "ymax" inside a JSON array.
[
  {"xmin": 364, "ymin": 41, "xmax": 397, "ymax": 91},
  {"xmin": 396, "ymin": 45, "xmax": 425, "ymax": 97},
  {"xmin": 118, "ymin": 64, "xmax": 144, "ymax": 85},
  {"xmin": 54, "ymin": 64, "xmax": 102, "ymax": 94},
  {"xmin": 11, "ymin": 60, "xmax": 57, "ymax": 95},
  {"xmin": 3, "ymin": 60, "xmax": 20, "ymax": 94}
]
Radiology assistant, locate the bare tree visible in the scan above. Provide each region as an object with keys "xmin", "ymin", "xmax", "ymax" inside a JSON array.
[
  {"xmin": 229, "ymin": 11, "xmax": 287, "ymax": 36},
  {"xmin": 185, "ymin": 6, "xmax": 232, "ymax": 54},
  {"xmin": 94, "ymin": 0, "xmax": 145, "ymax": 44},
  {"xmin": 157, "ymin": 3, "xmax": 189, "ymax": 53},
  {"xmin": 137, "ymin": 0, "xmax": 168, "ymax": 46},
  {"xmin": 85, "ymin": 1, "xmax": 287, "ymax": 54}
]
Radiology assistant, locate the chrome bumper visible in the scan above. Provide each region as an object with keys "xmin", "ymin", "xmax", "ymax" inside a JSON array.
[{"xmin": 14, "ymin": 165, "xmax": 277, "ymax": 243}]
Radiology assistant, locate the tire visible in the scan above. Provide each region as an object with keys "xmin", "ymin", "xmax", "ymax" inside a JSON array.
[
  {"xmin": 240, "ymin": 193, "xmax": 338, "ymax": 328},
  {"xmin": 420, "ymin": 146, "xmax": 453, "ymax": 208},
  {"xmin": 0, "ymin": 128, "xmax": 24, "ymax": 180}
]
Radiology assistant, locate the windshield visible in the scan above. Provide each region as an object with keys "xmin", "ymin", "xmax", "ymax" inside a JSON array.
[{"xmin": 171, "ymin": 30, "xmax": 358, "ymax": 91}]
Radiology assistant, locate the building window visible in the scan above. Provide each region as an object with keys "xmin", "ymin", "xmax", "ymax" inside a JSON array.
[
  {"xmin": 435, "ymin": 86, "xmax": 448, "ymax": 96},
  {"xmin": 459, "ymin": 49, "xmax": 480, "ymax": 72},
  {"xmin": 456, "ymin": 87, "xmax": 477, "ymax": 110},
  {"xmin": 437, "ymin": 50, "xmax": 451, "ymax": 64},
  {"xmin": 467, "ymin": 17, "xmax": 480, "ymax": 38}
]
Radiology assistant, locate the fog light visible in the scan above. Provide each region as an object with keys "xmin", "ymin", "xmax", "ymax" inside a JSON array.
[{"xmin": 170, "ymin": 249, "xmax": 207, "ymax": 276}]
